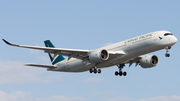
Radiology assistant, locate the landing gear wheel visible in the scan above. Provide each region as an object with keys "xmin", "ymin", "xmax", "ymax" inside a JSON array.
[
  {"xmin": 123, "ymin": 72, "xmax": 127, "ymax": 76},
  {"xmin": 94, "ymin": 69, "xmax": 97, "ymax": 74},
  {"xmin": 119, "ymin": 71, "xmax": 123, "ymax": 76},
  {"xmin": 98, "ymin": 69, "xmax": 101, "ymax": 74},
  {"xmin": 89, "ymin": 67, "xmax": 102, "ymax": 74},
  {"xmin": 165, "ymin": 53, "xmax": 170, "ymax": 57},
  {"xmin": 168, "ymin": 46, "xmax": 171, "ymax": 49},
  {"xmin": 115, "ymin": 71, "xmax": 119, "ymax": 76},
  {"xmin": 89, "ymin": 69, "xmax": 93, "ymax": 73},
  {"xmin": 115, "ymin": 64, "xmax": 128, "ymax": 76},
  {"xmin": 165, "ymin": 46, "xmax": 171, "ymax": 57}
]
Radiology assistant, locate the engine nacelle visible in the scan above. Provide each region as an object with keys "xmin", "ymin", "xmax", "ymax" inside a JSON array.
[
  {"xmin": 139, "ymin": 55, "xmax": 159, "ymax": 68},
  {"xmin": 89, "ymin": 49, "xmax": 109, "ymax": 63}
]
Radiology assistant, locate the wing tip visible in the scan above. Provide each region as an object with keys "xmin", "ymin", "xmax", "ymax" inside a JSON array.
[
  {"xmin": 2, "ymin": 39, "xmax": 12, "ymax": 45},
  {"xmin": 2, "ymin": 39, "xmax": 19, "ymax": 46}
]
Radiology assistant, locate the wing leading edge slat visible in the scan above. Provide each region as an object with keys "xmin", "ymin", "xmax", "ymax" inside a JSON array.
[{"xmin": 2, "ymin": 39, "xmax": 91, "ymax": 58}]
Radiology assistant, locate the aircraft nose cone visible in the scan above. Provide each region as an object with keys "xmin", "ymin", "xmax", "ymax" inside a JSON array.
[{"xmin": 173, "ymin": 36, "xmax": 178, "ymax": 43}]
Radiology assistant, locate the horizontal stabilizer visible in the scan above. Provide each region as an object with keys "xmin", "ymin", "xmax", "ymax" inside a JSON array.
[{"xmin": 25, "ymin": 64, "xmax": 57, "ymax": 68}]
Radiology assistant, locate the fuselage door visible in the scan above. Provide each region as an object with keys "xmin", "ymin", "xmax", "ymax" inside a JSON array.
[{"xmin": 153, "ymin": 33, "xmax": 158, "ymax": 41}]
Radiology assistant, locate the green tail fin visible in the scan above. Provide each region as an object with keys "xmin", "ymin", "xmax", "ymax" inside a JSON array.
[{"xmin": 44, "ymin": 40, "xmax": 65, "ymax": 65}]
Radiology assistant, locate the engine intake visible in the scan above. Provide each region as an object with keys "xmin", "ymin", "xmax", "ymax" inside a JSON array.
[
  {"xmin": 89, "ymin": 49, "xmax": 109, "ymax": 63},
  {"xmin": 101, "ymin": 50, "xmax": 108, "ymax": 60},
  {"xmin": 139, "ymin": 55, "xmax": 159, "ymax": 68}
]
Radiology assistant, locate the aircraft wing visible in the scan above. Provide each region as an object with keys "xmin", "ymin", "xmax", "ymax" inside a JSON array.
[
  {"xmin": 2, "ymin": 39, "xmax": 91, "ymax": 60},
  {"xmin": 3, "ymin": 39, "xmax": 126, "ymax": 61}
]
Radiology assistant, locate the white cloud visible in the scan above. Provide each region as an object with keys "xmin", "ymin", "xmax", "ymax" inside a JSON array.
[
  {"xmin": 137, "ymin": 96, "xmax": 180, "ymax": 101},
  {"xmin": 36, "ymin": 96, "xmax": 84, "ymax": 101},
  {"xmin": 0, "ymin": 91, "xmax": 84, "ymax": 101},
  {"xmin": 0, "ymin": 91, "xmax": 33, "ymax": 101},
  {"xmin": 89, "ymin": 91, "xmax": 119, "ymax": 98},
  {"xmin": 29, "ymin": 49, "xmax": 40, "ymax": 54},
  {"xmin": 106, "ymin": 96, "xmax": 134, "ymax": 101},
  {"xmin": 0, "ymin": 90, "xmax": 179, "ymax": 101},
  {"xmin": 83, "ymin": 77, "xmax": 105, "ymax": 83},
  {"xmin": 106, "ymin": 96, "xmax": 180, "ymax": 101},
  {"xmin": 0, "ymin": 61, "xmax": 41, "ymax": 84},
  {"xmin": 0, "ymin": 61, "xmax": 66, "ymax": 84},
  {"xmin": 37, "ymin": 56, "xmax": 51, "ymax": 64}
]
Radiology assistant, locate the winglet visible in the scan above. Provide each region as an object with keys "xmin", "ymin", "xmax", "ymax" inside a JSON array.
[
  {"xmin": 2, "ymin": 39, "xmax": 19, "ymax": 46},
  {"xmin": 2, "ymin": 39, "xmax": 12, "ymax": 45}
]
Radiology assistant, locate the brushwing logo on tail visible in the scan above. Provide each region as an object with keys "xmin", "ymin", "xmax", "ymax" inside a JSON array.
[{"xmin": 44, "ymin": 40, "xmax": 65, "ymax": 65}]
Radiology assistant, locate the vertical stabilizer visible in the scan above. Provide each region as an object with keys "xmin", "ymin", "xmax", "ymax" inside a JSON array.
[{"xmin": 44, "ymin": 40, "xmax": 65, "ymax": 65}]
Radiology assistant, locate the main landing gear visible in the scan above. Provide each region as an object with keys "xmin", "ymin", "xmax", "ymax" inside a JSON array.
[
  {"xmin": 115, "ymin": 64, "xmax": 127, "ymax": 76},
  {"xmin": 89, "ymin": 67, "xmax": 101, "ymax": 74},
  {"xmin": 165, "ymin": 46, "xmax": 171, "ymax": 57}
]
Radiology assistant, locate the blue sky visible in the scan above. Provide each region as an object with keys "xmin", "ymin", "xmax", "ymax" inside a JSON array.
[{"xmin": 0, "ymin": 0, "xmax": 180, "ymax": 101}]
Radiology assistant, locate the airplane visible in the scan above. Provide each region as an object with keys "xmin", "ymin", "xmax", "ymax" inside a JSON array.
[{"xmin": 2, "ymin": 30, "xmax": 177, "ymax": 76}]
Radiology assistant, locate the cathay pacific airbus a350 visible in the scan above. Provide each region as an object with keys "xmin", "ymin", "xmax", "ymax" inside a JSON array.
[{"xmin": 3, "ymin": 31, "xmax": 177, "ymax": 76}]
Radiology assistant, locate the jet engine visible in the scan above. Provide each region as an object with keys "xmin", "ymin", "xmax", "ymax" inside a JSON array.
[
  {"xmin": 139, "ymin": 55, "xmax": 159, "ymax": 68},
  {"xmin": 89, "ymin": 49, "xmax": 109, "ymax": 63}
]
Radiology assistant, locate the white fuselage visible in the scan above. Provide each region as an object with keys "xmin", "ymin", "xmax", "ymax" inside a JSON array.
[{"xmin": 50, "ymin": 31, "xmax": 177, "ymax": 72}]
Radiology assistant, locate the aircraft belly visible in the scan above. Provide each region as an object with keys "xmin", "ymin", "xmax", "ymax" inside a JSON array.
[{"xmin": 55, "ymin": 59, "xmax": 92, "ymax": 72}]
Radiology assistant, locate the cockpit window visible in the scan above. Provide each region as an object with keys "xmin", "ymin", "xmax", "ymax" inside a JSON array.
[{"xmin": 164, "ymin": 33, "xmax": 173, "ymax": 36}]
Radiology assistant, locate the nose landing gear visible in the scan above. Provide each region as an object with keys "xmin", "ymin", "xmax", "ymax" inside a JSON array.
[
  {"xmin": 165, "ymin": 53, "xmax": 170, "ymax": 57},
  {"xmin": 115, "ymin": 64, "xmax": 127, "ymax": 76},
  {"xmin": 165, "ymin": 46, "xmax": 171, "ymax": 57}
]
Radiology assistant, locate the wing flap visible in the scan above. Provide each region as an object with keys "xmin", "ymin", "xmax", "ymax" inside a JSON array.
[{"xmin": 126, "ymin": 57, "xmax": 142, "ymax": 67}]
